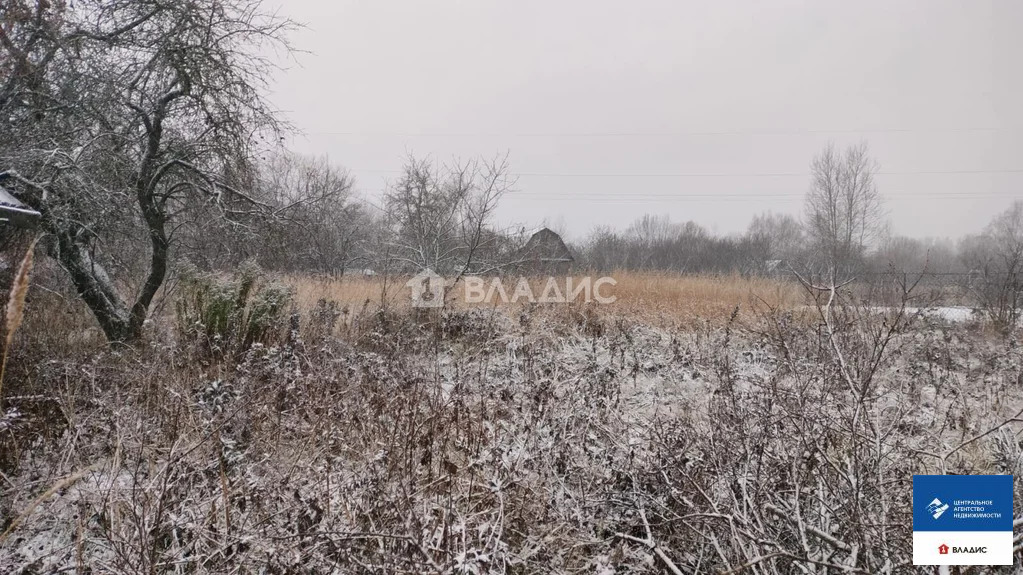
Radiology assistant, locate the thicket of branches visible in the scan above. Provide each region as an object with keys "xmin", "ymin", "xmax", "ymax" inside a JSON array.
[
  {"xmin": 0, "ymin": 0, "xmax": 303, "ymax": 341},
  {"xmin": 2, "ymin": 264, "xmax": 1022, "ymax": 573}
]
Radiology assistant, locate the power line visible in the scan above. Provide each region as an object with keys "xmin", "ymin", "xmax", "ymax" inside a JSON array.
[
  {"xmin": 503, "ymin": 191, "xmax": 1023, "ymax": 198},
  {"xmin": 494, "ymin": 196, "xmax": 1023, "ymax": 203},
  {"xmin": 360, "ymin": 189, "xmax": 1023, "ymax": 203},
  {"xmin": 514, "ymin": 169, "xmax": 1023, "ymax": 177},
  {"xmin": 348, "ymin": 168, "xmax": 1023, "ymax": 178},
  {"xmin": 309, "ymin": 127, "xmax": 1020, "ymax": 137}
]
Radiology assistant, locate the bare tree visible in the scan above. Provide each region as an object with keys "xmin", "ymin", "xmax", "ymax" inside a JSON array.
[
  {"xmin": 578, "ymin": 226, "xmax": 630, "ymax": 273},
  {"xmin": 0, "ymin": 0, "xmax": 294, "ymax": 341},
  {"xmin": 579, "ymin": 214, "xmax": 764, "ymax": 274},
  {"xmin": 746, "ymin": 211, "xmax": 804, "ymax": 262},
  {"xmin": 803, "ymin": 143, "xmax": 884, "ymax": 280},
  {"xmin": 626, "ymin": 214, "xmax": 680, "ymax": 246},
  {"xmin": 383, "ymin": 154, "xmax": 513, "ymax": 283},
  {"xmin": 962, "ymin": 201, "xmax": 1023, "ymax": 329},
  {"xmin": 873, "ymin": 235, "xmax": 956, "ymax": 273},
  {"xmin": 254, "ymin": 153, "xmax": 369, "ymax": 276}
]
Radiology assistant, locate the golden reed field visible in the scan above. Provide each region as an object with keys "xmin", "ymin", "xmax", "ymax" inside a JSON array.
[
  {"xmin": 19, "ymin": 270, "xmax": 808, "ymax": 354},
  {"xmin": 284, "ymin": 271, "xmax": 806, "ymax": 327}
]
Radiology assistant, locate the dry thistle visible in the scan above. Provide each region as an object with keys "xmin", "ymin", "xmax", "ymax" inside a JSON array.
[{"xmin": 0, "ymin": 237, "xmax": 38, "ymax": 406}]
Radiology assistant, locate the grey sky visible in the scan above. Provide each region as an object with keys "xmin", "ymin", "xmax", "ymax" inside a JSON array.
[{"xmin": 267, "ymin": 0, "xmax": 1022, "ymax": 241}]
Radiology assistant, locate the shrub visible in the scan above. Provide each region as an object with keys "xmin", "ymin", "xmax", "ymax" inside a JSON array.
[{"xmin": 175, "ymin": 263, "xmax": 294, "ymax": 355}]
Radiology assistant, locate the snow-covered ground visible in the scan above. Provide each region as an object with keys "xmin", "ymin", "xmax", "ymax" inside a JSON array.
[
  {"xmin": 800, "ymin": 305, "xmax": 982, "ymax": 323},
  {"xmin": 899, "ymin": 306, "xmax": 979, "ymax": 323},
  {"xmin": 4, "ymin": 308, "xmax": 1023, "ymax": 573}
]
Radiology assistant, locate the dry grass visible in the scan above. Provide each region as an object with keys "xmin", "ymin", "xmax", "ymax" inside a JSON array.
[
  {"xmin": 4, "ymin": 274, "xmax": 1019, "ymax": 573},
  {"xmin": 285, "ymin": 273, "xmax": 413, "ymax": 312},
  {"xmin": 3, "ymin": 266, "xmax": 1020, "ymax": 573},
  {"xmin": 598, "ymin": 271, "xmax": 802, "ymax": 324},
  {"xmin": 284, "ymin": 271, "xmax": 805, "ymax": 327},
  {"xmin": 0, "ymin": 238, "xmax": 36, "ymax": 405}
]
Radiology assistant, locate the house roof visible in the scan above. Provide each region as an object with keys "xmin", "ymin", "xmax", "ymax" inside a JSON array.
[
  {"xmin": 0, "ymin": 185, "xmax": 41, "ymax": 228},
  {"xmin": 521, "ymin": 227, "xmax": 573, "ymax": 262}
]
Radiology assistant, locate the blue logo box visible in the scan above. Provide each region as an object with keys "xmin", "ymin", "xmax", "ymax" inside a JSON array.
[{"xmin": 913, "ymin": 475, "xmax": 1013, "ymax": 532}]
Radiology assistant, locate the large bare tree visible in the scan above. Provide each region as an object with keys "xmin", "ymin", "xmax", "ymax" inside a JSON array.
[
  {"xmin": 803, "ymin": 143, "xmax": 884, "ymax": 280},
  {"xmin": 383, "ymin": 155, "xmax": 512, "ymax": 281},
  {"xmin": 0, "ymin": 0, "xmax": 293, "ymax": 341}
]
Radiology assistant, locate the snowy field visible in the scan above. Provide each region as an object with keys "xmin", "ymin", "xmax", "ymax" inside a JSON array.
[{"xmin": 2, "ymin": 303, "xmax": 1022, "ymax": 573}]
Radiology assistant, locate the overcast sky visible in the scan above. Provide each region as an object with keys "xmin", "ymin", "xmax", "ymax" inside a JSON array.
[{"xmin": 266, "ymin": 0, "xmax": 1022, "ymax": 241}]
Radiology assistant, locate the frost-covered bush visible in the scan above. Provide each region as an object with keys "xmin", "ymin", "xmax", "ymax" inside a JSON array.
[
  {"xmin": 175, "ymin": 262, "xmax": 294, "ymax": 355},
  {"xmin": 3, "ymin": 293, "xmax": 1023, "ymax": 574}
]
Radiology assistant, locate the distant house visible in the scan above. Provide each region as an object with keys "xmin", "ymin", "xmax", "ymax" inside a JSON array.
[
  {"xmin": 518, "ymin": 227, "xmax": 574, "ymax": 274},
  {"xmin": 0, "ymin": 185, "xmax": 40, "ymax": 229}
]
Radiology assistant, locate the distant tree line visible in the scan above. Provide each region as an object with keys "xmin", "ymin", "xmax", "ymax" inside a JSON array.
[
  {"xmin": 571, "ymin": 143, "xmax": 994, "ymax": 284},
  {"xmin": 571, "ymin": 211, "xmax": 968, "ymax": 276}
]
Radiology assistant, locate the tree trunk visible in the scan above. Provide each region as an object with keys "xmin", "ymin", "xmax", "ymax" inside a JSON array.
[
  {"xmin": 51, "ymin": 226, "xmax": 133, "ymax": 341},
  {"xmin": 2, "ymin": 172, "xmax": 137, "ymax": 341},
  {"xmin": 127, "ymin": 199, "xmax": 168, "ymax": 338}
]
